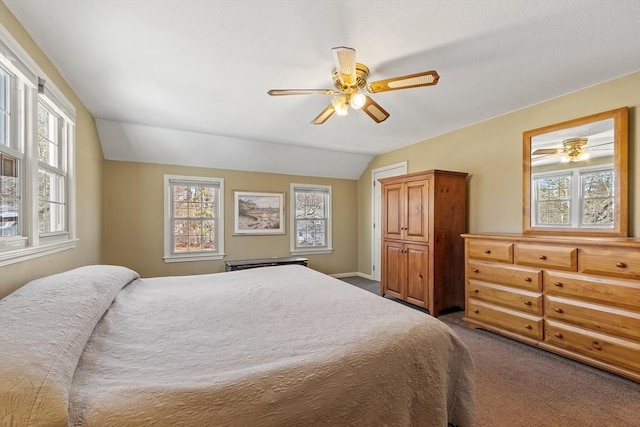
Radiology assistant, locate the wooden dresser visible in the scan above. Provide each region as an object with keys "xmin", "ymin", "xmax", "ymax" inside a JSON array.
[
  {"xmin": 462, "ymin": 234, "xmax": 640, "ymax": 382},
  {"xmin": 380, "ymin": 170, "xmax": 468, "ymax": 316}
]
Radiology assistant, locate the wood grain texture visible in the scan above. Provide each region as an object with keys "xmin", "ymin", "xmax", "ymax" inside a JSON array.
[
  {"xmin": 464, "ymin": 233, "xmax": 640, "ymax": 382},
  {"xmin": 380, "ymin": 170, "xmax": 468, "ymax": 316}
]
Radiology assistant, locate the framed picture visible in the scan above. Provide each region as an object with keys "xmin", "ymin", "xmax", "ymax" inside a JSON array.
[{"xmin": 233, "ymin": 191, "xmax": 285, "ymax": 235}]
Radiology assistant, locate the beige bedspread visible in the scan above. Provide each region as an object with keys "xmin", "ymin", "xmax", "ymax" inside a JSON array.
[{"xmin": 1, "ymin": 265, "xmax": 474, "ymax": 426}]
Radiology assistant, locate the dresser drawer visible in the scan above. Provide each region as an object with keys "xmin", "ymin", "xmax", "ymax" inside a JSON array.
[
  {"xmin": 579, "ymin": 246, "xmax": 640, "ymax": 280},
  {"xmin": 545, "ymin": 295, "xmax": 640, "ymax": 341},
  {"xmin": 467, "ymin": 298, "xmax": 543, "ymax": 339},
  {"xmin": 545, "ymin": 320, "xmax": 640, "ymax": 372},
  {"xmin": 468, "ymin": 260, "xmax": 542, "ymax": 291},
  {"xmin": 514, "ymin": 244, "xmax": 577, "ymax": 271},
  {"xmin": 467, "ymin": 240, "xmax": 513, "ymax": 263},
  {"xmin": 468, "ymin": 280, "xmax": 542, "ymax": 314},
  {"xmin": 544, "ymin": 270, "xmax": 640, "ymax": 311}
]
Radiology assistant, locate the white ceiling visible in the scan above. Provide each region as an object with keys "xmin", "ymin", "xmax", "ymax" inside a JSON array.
[{"xmin": 5, "ymin": 0, "xmax": 640, "ymax": 179}]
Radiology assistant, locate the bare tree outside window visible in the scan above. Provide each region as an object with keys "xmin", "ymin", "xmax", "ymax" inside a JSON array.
[
  {"xmin": 533, "ymin": 168, "xmax": 614, "ymax": 228},
  {"xmin": 581, "ymin": 170, "xmax": 614, "ymax": 225},
  {"xmin": 172, "ymin": 184, "xmax": 217, "ymax": 253},
  {"xmin": 535, "ymin": 175, "xmax": 571, "ymax": 225},
  {"xmin": 293, "ymin": 187, "xmax": 330, "ymax": 250}
]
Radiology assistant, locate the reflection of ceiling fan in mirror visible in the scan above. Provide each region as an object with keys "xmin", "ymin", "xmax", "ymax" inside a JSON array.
[
  {"xmin": 267, "ymin": 46, "xmax": 439, "ymax": 124},
  {"xmin": 532, "ymin": 137, "xmax": 612, "ymax": 163}
]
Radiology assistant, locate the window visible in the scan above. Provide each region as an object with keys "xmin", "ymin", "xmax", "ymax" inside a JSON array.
[
  {"xmin": 290, "ymin": 183, "xmax": 332, "ymax": 254},
  {"xmin": 581, "ymin": 169, "xmax": 614, "ymax": 226},
  {"xmin": 164, "ymin": 175, "xmax": 224, "ymax": 262},
  {"xmin": 38, "ymin": 100, "xmax": 66, "ymax": 235},
  {"xmin": 532, "ymin": 166, "xmax": 614, "ymax": 228},
  {"xmin": 533, "ymin": 173, "xmax": 572, "ymax": 226},
  {"xmin": 1, "ymin": 64, "xmax": 20, "ymax": 240},
  {"xmin": 0, "ymin": 29, "xmax": 76, "ymax": 266}
]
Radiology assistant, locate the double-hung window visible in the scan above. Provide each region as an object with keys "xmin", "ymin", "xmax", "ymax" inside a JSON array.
[
  {"xmin": 0, "ymin": 28, "xmax": 76, "ymax": 265},
  {"xmin": 164, "ymin": 175, "xmax": 224, "ymax": 262},
  {"xmin": 0, "ymin": 64, "xmax": 20, "ymax": 240},
  {"xmin": 290, "ymin": 183, "xmax": 332, "ymax": 254},
  {"xmin": 38, "ymin": 100, "xmax": 67, "ymax": 235},
  {"xmin": 532, "ymin": 166, "xmax": 614, "ymax": 228}
]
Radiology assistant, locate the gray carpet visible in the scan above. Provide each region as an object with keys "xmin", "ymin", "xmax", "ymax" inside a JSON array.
[{"xmin": 340, "ymin": 276, "xmax": 640, "ymax": 427}]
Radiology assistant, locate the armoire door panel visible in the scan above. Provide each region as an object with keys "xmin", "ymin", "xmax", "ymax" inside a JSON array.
[
  {"xmin": 406, "ymin": 244, "xmax": 429, "ymax": 306},
  {"xmin": 383, "ymin": 241, "xmax": 405, "ymax": 298},
  {"xmin": 405, "ymin": 179, "xmax": 430, "ymax": 242},
  {"xmin": 382, "ymin": 183, "xmax": 404, "ymax": 240}
]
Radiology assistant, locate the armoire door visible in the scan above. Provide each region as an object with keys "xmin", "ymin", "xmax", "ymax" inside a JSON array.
[
  {"xmin": 404, "ymin": 243, "xmax": 429, "ymax": 307},
  {"xmin": 382, "ymin": 240, "xmax": 405, "ymax": 299},
  {"xmin": 404, "ymin": 179, "xmax": 430, "ymax": 242},
  {"xmin": 382, "ymin": 183, "xmax": 404, "ymax": 240}
]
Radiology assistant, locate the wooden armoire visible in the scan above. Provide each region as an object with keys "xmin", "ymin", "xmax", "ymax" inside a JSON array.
[{"xmin": 379, "ymin": 169, "xmax": 468, "ymax": 316}]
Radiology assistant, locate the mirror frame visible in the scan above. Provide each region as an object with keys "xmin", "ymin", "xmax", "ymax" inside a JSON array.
[{"xmin": 523, "ymin": 107, "xmax": 629, "ymax": 237}]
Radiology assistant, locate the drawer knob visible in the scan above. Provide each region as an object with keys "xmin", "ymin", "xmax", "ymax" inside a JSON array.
[
  {"xmin": 473, "ymin": 289, "xmax": 479, "ymax": 293},
  {"xmin": 524, "ymin": 324, "xmax": 532, "ymax": 330},
  {"xmin": 539, "ymin": 255, "xmax": 547, "ymax": 260},
  {"xmin": 524, "ymin": 277, "xmax": 532, "ymax": 282},
  {"xmin": 616, "ymin": 262, "xmax": 627, "ymax": 268},
  {"xmin": 473, "ymin": 309, "xmax": 479, "ymax": 314},
  {"xmin": 484, "ymin": 249, "xmax": 491, "ymax": 254},
  {"xmin": 555, "ymin": 308, "xmax": 564, "ymax": 314},
  {"xmin": 524, "ymin": 301, "xmax": 532, "ymax": 306},
  {"xmin": 554, "ymin": 282, "xmax": 563, "ymax": 287},
  {"xmin": 555, "ymin": 332, "xmax": 563, "ymax": 339},
  {"xmin": 472, "ymin": 268, "xmax": 479, "ymax": 273}
]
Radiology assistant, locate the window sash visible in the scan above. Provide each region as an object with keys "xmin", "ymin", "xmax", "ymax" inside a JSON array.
[
  {"xmin": 580, "ymin": 169, "xmax": 614, "ymax": 226},
  {"xmin": 170, "ymin": 182, "xmax": 219, "ymax": 255},
  {"xmin": 164, "ymin": 175, "xmax": 224, "ymax": 262},
  {"xmin": 291, "ymin": 183, "xmax": 332, "ymax": 253},
  {"xmin": 0, "ymin": 153, "xmax": 19, "ymax": 237}
]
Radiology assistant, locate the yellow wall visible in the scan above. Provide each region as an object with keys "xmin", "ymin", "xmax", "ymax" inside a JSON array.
[
  {"xmin": 104, "ymin": 161, "xmax": 358, "ymax": 278},
  {"xmin": 358, "ymin": 72, "xmax": 640, "ymax": 274},
  {"xmin": 3, "ymin": 1, "xmax": 638, "ymax": 295},
  {"xmin": 0, "ymin": 3, "xmax": 104, "ymax": 298}
]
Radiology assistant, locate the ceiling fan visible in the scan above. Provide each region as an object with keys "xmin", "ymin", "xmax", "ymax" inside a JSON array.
[
  {"xmin": 267, "ymin": 46, "xmax": 439, "ymax": 124},
  {"xmin": 532, "ymin": 137, "xmax": 612, "ymax": 163}
]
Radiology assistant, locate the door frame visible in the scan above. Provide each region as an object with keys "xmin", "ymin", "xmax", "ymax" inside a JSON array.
[{"xmin": 371, "ymin": 161, "xmax": 407, "ymax": 281}]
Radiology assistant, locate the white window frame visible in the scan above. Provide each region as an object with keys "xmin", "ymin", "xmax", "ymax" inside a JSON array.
[
  {"xmin": 163, "ymin": 174, "xmax": 225, "ymax": 263},
  {"xmin": 290, "ymin": 183, "xmax": 333, "ymax": 255},
  {"xmin": 37, "ymin": 97, "xmax": 68, "ymax": 237},
  {"xmin": 532, "ymin": 165, "xmax": 614, "ymax": 229},
  {"xmin": 0, "ymin": 25, "xmax": 77, "ymax": 267}
]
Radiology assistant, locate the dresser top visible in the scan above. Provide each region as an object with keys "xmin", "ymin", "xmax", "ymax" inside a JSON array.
[{"xmin": 462, "ymin": 233, "xmax": 640, "ymax": 247}]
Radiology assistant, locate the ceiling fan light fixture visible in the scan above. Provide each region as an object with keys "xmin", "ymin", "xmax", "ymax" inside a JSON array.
[
  {"xmin": 561, "ymin": 151, "xmax": 590, "ymax": 163},
  {"xmin": 560, "ymin": 137, "xmax": 589, "ymax": 163},
  {"xmin": 331, "ymin": 94, "xmax": 349, "ymax": 116},
  {"xmin": 349, "ymin": 92, "xmax": 366, "ymax": 110}
]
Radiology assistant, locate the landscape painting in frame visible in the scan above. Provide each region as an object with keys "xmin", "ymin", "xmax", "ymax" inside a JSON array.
[{"xmin": 234, "ymin": 191, "xmax": 285, "ymax": 235}]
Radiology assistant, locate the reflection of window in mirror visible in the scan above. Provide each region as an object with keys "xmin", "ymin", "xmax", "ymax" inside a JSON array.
[{"xmin": 532, "ymin": 166, "xmax": 614, "ymax": 228}]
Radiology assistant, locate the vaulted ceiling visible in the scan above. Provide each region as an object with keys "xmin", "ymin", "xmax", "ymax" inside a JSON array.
[{"xmin": 5, "ymin": 0, "xmax": 640, "ymax": 179}]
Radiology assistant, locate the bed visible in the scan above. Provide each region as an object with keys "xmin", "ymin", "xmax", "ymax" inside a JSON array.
[{"xmin": 0, "ymin": 264, "xmax": 475, "ymax": 426}]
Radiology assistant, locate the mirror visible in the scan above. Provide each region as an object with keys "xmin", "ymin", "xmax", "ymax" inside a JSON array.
[{"xmin": 523, "ymin": 107, "xmax": 628, "ymax": 237}]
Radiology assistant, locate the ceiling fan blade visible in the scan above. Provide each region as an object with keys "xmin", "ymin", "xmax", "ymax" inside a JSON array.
[
  {"xmin": 532, "ymin": 148, "xmax": 561, "ymax": 155},
  {"xmin": 268, "ymin": 89, "xmax": 334, "ymax": 96},
  {"xmin": 367, "ymin": 70, "xmax": 440, "ymax": 93},
  {"xmin": 311, "ymin": 104, "xmax": 335, "ymax": 125},
  {"xmin": 362, "ymin": 96, "xmax": 389, "ymax": 123},
  {"xmin": 331, "ymin": 46, "xmax": 357, "ymax": 86}
]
